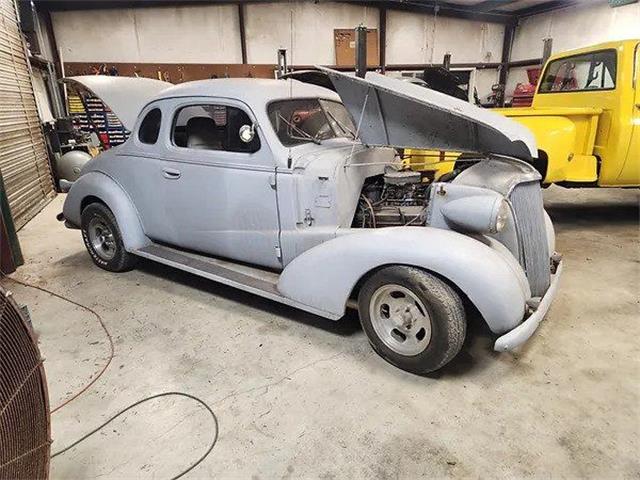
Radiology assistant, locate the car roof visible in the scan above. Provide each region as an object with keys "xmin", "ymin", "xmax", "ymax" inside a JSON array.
[
  {"xmin": 152, "ymin": 77, "xmax": 341, "ymax": 105},
  {"xmin": 546, "ymin": 39, "xmax": 639, "ymax": 61}
]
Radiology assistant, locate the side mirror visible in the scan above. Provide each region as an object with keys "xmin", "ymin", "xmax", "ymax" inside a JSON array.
[{"xmin": 239, "ymin": 124, "xmax": 255, "ymax": 143}]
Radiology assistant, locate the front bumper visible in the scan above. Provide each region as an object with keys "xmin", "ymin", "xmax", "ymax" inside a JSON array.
[{"xmin": 494, "ymin": 259, "xmax": 564, "ymax": 352}]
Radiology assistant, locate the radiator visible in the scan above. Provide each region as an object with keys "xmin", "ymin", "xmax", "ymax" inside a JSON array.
[{"xmin": 509, "ymin": 181, "xmax": 550, "ymax": 297}]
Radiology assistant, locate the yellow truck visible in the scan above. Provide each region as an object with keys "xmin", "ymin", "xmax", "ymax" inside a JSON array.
[{"xmin": 409, "ymin": 40, "xmax": 640, "ymax": 187}]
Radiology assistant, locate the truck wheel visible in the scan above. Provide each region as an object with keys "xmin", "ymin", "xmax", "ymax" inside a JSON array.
[
  {"xmin": 81, "ymin": 203, "xmax": 137, "ymax": 272},
  {"xmin": 358, "ymin": 266, "xmax": 466, "ymax": 374}
]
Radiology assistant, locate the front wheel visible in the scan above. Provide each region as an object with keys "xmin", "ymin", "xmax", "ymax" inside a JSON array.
[
  {"xmin": 81, "ymin": 202, "xmax": 138, "ymax": 272},
  {"xmin": 358, "ymin": 266, "xmax": 466, "ymax": 374}
]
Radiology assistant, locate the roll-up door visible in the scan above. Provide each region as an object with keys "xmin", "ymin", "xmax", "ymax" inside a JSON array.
[{"xmin": 0, "ymin": 0, "xmax": 54, "ymax": 230}]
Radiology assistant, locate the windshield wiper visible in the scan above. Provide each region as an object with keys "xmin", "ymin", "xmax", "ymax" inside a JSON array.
[
  {"xmin": 326, "ymin": 110, "xmax": 356, "ymax": 140},
  {"xmin": 278, "ymin": 113, "xmax": 321, "ymax": 145}
]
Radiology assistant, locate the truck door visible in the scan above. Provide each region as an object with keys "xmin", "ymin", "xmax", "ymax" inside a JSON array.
[
  {"xmin": 621, "ymin": 42, "xmax": 640, "ymax": 184},
  {"xmin": 155, "ymin": 99, "xmax": 282, "ymax": 269}
]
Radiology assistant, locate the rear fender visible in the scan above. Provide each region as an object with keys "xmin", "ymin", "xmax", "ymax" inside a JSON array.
[
  {"xmin": 63, "ymin": 171, "xmax": 149, "ymax": 251},
  {"xmin": 278, "ymin": 227, "xmax": 529, "ymax": 334}
]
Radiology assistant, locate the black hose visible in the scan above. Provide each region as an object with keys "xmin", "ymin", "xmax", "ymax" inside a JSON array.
[
  {"xmin": 51, "ymin": 391, "xmax": 219, "ymax": 480},
  {"xmin": 2, "ymin": 276, "xmax": 220, "ymax": 479}
]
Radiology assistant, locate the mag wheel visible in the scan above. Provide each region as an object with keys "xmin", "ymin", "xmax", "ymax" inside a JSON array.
[
  {"xmin": 81, "ymin": 203, "xmax": 137, "ymax": 272},
  {"xmin": 358, "ymin": 266, "xmax": 466, "ymax": 374}
]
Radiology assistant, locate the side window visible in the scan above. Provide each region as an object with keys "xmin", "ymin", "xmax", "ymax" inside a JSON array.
[
  {"xmin": 539, "ymin": 50, "xmax": 617, "ymax": 93},
  {"xmin": 172, "ymin": 104, "xmax": 260, "ymax": 153},
  {"xmin": 138, "ymin": 108, "xmax": 162, "ymax": 144}
]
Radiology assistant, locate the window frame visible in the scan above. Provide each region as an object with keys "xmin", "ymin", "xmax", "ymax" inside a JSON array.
[
  {"xmin": 537, "ymin": 48, "xmax": 618, "ymax": 95},
  {"xmin": 137, "ymin": 107, "xmax": 163, "ymax": 145},
  {"xmin": 633, "ymin": 42, "xmax": 639, "ymax": 91},
  {"xmin": 169, "ymin": 100, "xmax": 261, "ymax": 154}
]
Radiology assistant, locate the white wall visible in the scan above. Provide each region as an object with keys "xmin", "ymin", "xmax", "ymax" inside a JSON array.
[
  {"xmin": 51, "ymin": 4, "xmax": 241, "ymax": 63},
  {"xmin": 245, "ymin": 3, "xmax": 378, "ymax": 65},
  {"xmin": 511, "ymin": 0, "xmax": 640, "ymax": 62},
  {"xmin": 506, "ymin": 0, "xmax": 640, "ymax": 97},
  {"xmin": 48, "ymin": 1, "xmax": 510, "ymax": 99},
  {"xmin": 51, "ymin": 2, "xmax": 502, "ymax": 67},
  {"xmin": 51, "ymin": 2, "xmax": 377, "ymax": 66},
  {"xmin": 386, "ymin": 10, "xmax": 505, "ymax": 65}
]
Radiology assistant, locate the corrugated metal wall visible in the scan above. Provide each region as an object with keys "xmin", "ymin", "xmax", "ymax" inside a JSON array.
[{"xmin": 0, "ymin": 0, "xmax": 54, "ymax": 230}]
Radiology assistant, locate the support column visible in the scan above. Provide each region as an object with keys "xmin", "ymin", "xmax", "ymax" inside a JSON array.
[
  {"xmin": 355, "ymin": 24, "xmax": 367, "ymax": 78},
  {"xmin": 238, "ymin": 3, "xmax": 247, "ymax": 64},
  {"xmin": 497, "ymin": 22, "xmax": 516, "ymax": 107},
  {"xmin": 379, "ymin": 8, "xmax": 386, "ymax": 73}
]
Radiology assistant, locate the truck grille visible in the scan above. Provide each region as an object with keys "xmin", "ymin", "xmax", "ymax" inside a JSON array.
[{"xmin": 509, "ymin": 181, "xmax": 550, "ymax": 297}]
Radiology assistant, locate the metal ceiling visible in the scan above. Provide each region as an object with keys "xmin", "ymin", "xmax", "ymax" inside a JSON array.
[
  {"xmin": 357, "ymin": 0, "xmax": 583, "ymax": 23},
  {"xmin": 35, "ymin": 0, "xmax": 583, "ymax": 23}
]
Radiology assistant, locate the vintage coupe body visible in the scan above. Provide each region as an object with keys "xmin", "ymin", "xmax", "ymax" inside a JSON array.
[{"xmin": 61, "ymin": 69, "xmax": 563, "ymax": 374}]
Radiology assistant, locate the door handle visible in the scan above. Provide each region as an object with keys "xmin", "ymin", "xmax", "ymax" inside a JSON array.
[{"xmin": 162, "ymin": 168, "xmax": 181, "ymax": 180}]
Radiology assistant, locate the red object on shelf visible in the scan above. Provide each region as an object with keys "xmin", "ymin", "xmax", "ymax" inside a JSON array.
[
  {"xmin": 511, "ymin": 67, "xmax": 541, "ymax": 107},
  {"xmin": 98, "ymin": 132, "xmax": 111, "ymax": 149}
]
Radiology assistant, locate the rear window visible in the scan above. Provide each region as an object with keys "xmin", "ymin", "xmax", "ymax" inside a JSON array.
[
  {"xmin": 138, "ymin": 108, "xmax": 162, "ymax": 144},
  {"xmin": 539, "ymin": 49, "xmax": 617, "ymax": 93}
]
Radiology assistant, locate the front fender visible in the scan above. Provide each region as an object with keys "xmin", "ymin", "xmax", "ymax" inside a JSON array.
[
  {"xmin": 63, "ymin": 171, "xmax": 149, "ymax": 251},
  {"xmin": 498, "ymin": 113, "xmax": 599, "ymax": 183},
  {"xmin": 278, "ymin": 227, "xmax": 529, "ymax": 334}
]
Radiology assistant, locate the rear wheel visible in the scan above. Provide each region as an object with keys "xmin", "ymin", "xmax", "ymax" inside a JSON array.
[
  {"xmin": 358, "ymin": 266, "xmax": 466, "ymax": 374},
  {"xmin": 81, "ymin": 203, "xmax": 137, "ymax": 272}
]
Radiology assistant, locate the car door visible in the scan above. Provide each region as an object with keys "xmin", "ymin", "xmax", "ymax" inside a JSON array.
[
  {"xmin": 112, "ymin": 104, "xmax": 179, "ymax": 242},
  {"xmin": 154, "ymin": 97, "xmax": 282, "ymax": 269}
]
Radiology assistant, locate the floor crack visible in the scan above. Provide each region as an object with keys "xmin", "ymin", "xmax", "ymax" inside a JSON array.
[{"xmin": 213, "ymin": 351, "xmax": 344, "ymax": 406}]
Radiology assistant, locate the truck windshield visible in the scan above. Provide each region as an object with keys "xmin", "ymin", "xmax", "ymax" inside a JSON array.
[
  {"xmin": 539, "ymin": 49, "xmax": 617, "ymax": 93},
  {"xmin": 268, "ymin": 99, "xmax": 356, "ymax": 147}
]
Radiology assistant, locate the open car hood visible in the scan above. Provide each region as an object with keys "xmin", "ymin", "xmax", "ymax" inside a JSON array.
[
  {"xmin": 301, "ymin": 67, "xmax": 537, "ymax": 160},
  {"xmin": 62, "ymin": 76, "xmax": 173, "ymax": 131}
]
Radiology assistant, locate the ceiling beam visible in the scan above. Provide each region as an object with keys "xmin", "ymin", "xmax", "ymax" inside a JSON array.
[
  {"xmin": 472, "ymin": 0, "xmax": 520, "ymax": 12},
  {"xmin": 36, "ymin": 0, "xmax": 518, "ymax": 24},
  {"xmin": 360, "ymin": 1, "xmax": 517, "ymax": 24},
  {"xmin": 515, "ymin": 0, "xmax": 582, "ymax": 18},
  {"xmin": 34, "ymin": 0, "xmax": 276, "ymax": 11}
]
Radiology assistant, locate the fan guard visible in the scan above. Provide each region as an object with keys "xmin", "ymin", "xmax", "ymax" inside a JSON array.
[{"xmin": 0, "ymin": 284, "xmax": 51, "ymax": 479}]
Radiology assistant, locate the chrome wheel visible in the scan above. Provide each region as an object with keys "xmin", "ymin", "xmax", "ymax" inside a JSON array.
[
  {"xmin": 87, "ymin": 217, "xmax": 116, "ymax": 261},
  {"xmin": 369, "ymin": 284, "xmax": 432, "ymax": 356}
]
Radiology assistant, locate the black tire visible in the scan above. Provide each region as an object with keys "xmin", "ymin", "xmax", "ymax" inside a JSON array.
[
  {"xmin": 81, "ymin": 202, "xmax": 138, "ymax": 272},
  {"xmin": 358, "ymin": 266, "xmax": 466, "ymax": 374}
]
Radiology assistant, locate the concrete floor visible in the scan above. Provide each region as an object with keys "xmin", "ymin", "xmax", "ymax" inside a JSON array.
[{"xmin": 3, "ymin": 186, "xmax": 639, "ymax": 479}]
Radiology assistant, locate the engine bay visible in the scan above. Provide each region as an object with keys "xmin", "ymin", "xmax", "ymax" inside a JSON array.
[{"xmin": 352, "ymin": 168, "xmax": 432, "ymax": 228}]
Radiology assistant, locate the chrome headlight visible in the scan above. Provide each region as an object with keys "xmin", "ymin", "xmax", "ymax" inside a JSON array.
[
  {"xmin": 441, "ymin": 195, "xmax": 509, "ymax": 234},
  {"xmin": 494, "ymin": 199, "xmax": 509, "ymax": 233}
]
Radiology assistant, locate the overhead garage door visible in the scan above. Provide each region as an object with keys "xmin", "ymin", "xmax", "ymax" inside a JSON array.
[{"xmin": 0, "ymin": 0, "xmax": 54, "ymax": 230}]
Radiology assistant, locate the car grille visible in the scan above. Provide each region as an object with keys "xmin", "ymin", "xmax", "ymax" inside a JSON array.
[{"xmin": 509, "ymin": 181, "xmax": 550, "ymax": 297}]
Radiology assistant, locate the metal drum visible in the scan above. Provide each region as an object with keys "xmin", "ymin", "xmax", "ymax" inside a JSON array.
[{"xmin": 57, "ymin": 149, "xmax": 92, "ymax": 183}]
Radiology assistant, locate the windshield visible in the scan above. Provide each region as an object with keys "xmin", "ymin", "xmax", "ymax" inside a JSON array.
[{"xmin": 268, "ymin": 99, "xmax": 356, "ymax": 147}]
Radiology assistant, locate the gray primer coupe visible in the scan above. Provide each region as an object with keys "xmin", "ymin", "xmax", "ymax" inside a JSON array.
[{"xmin": 61, "ymin": 69, "xmax": 563, "ymax": 374}]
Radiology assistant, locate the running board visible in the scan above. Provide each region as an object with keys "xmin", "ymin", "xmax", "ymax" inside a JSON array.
[{"xmin": 133, "ymin": 243, "xmax": 340, "ymax": 319}]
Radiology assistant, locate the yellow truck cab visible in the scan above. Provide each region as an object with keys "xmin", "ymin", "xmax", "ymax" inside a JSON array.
[
  {"xmin": 497, "ymin": 40, "xmax": 639, "ymax": 187},
  {"xmin": 407, "ymin": 40, "xmax": 639, "ymax": 187}
]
